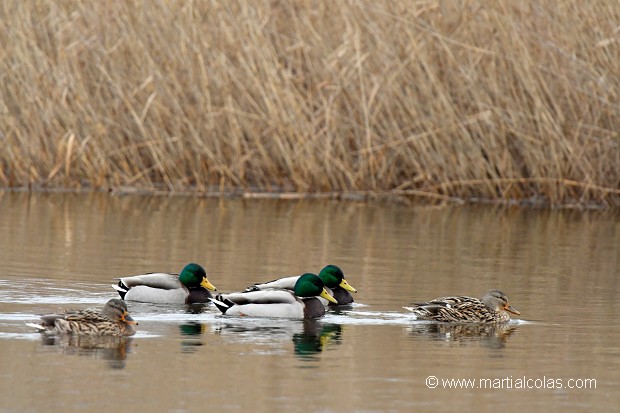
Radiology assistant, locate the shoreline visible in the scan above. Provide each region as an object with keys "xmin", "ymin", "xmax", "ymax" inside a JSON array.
[{"xmin": 1, "ymin": 185, "xmax": 615, "ymax": 210}]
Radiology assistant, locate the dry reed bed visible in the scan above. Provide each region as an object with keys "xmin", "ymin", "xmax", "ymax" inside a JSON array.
[{"xmin": 0, "ymin": 1, "xmax": 618, "ymax": 207}]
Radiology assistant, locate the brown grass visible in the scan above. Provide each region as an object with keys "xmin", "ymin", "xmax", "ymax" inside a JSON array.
[{"xmin": 1, "ymin": 1, "xmax": 619, "ymax": 207}]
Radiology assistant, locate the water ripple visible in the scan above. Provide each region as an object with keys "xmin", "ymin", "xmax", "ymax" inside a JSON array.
[{"xmin": 0, "ymin": 278, "xmax": 111, "ymax": 304}]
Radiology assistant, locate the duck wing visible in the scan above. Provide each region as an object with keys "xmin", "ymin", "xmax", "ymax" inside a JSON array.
[
  {"xmin": 245, "ymin": 276, "xmax": 299, "ymax": 292},
  {"xmin": 410, "ymin": 295, "xmax": 475, "ymax": 310},
  {"xmin": 64, "ymin": 308, "xmax": 110, "ymax": 323},
  {"xmin": 405, "ymin": 296, "xmax": 493, "ymax": 322},
  {"xmin": 116, "ymin": 273, "xmax": 182, "ymax": 290},
  {"xmin": 213, "ymin": 290, "xmax": 305, "ymax": 318},
  {"xmin": 218, "ymin": 290, "xmax": 299, "ymax": 306}
]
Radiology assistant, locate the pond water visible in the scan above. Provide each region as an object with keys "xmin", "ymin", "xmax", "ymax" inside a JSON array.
[{"xmin": 0, "ymin": 192, "xmax": 618, "ymax": 412}]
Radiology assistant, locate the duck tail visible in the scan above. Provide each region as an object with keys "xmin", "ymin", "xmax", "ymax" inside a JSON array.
[
  {"xmin": 26, "ymin": 322, "xmax": 45, "ymax": 332},
  {"xmin": 209, "ymin": 297, "xmax": 231, "ymax": 314},
  {"xmin": 112, "ymin": 281, "xmax": 129, "ymax": 300}
]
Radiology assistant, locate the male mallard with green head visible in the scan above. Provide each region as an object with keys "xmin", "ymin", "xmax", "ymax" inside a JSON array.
[
  {"xmin": 28, "ymin": 299, "xmax": 137, "ymax": 336},
  {"xmin": 113, "ymin": 263, "xmax": 217, "ymax": 304},
  {"xmin": 403, "ymin": 289, "xmax": 520, "ymax": 323},
  {"xmin": 318, "ymin": 265, "xmax": 357, "ymax": 305},
  {"xmin": 246, "ymin": 265, "xmax": 357, "ymax": 306},
  {"xmin": 213, "ymin": 273, "xmax": 338, "ymax": 319}
]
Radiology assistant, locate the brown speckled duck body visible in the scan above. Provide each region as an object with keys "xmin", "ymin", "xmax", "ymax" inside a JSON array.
[
  {"xmin": 30, "ymin": 299, "xmax": 137, "ymax": 336},
  {"xmin": 404, "ymin": 289, "xmax": 520, "ymax": 323}
]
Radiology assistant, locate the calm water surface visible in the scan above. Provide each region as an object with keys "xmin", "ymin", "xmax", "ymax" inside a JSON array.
[{"xmin": 0, "ymin": 192, "xmax": 618, "ymax": 412}]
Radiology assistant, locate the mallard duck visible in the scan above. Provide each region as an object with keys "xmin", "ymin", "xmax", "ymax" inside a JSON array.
[
  {"xmin": 246, "ymin": 265, "xmax": 357, "ymax": 306},
  {"xmin": 212, "ymin": 273, "xmax": 338, "ymax": 319},
  {"xmin": 28, "ymin": 299, "xmax": 137, "ymax": 336},
  {"xmin": 318, "ymin": 265, "xmax": 357, "ymax": 305},
  {"xmin": 403, "ymin": 289, "xmax": 520, "ymax": 323},
  {"xmin": 112, "ymin": 263, "xmax": 217, "ymax": 304}
]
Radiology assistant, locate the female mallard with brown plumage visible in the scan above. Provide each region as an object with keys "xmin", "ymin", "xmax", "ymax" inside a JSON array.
[
  {"xmin": 28, "ymin": 299, "xmax": 137, "ymax": 336},
  {"xmin": 403, "ymin": 289, "xmax": 520, "ymax": 323}
]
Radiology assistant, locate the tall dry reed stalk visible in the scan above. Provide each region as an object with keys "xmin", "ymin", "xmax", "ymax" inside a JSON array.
[{"xmin": 1, "ymin": 1, "xmax": 618, "ymax": 207}]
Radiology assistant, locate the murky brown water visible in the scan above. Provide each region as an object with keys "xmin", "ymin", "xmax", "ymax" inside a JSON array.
[{"xmin": 0, "ymin": 192, "xmax": 618, "ymax": 412}]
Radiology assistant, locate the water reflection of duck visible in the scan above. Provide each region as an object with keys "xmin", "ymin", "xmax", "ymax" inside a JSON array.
[
  {"xmin": 246, "ymin": 265, "xmax": 357, "ymax": 306},
  {"xmin": 293, "ymin": 322, "xmax": 343, "ymax": 359},
  {"xmin": 180, "ymin": 322, "xmax": 206, "ymax": 336},
  {"xmin": 112, "ymin": 263, "xmax": 217, "ymax": 304},
  {"xmin": 403, "ymin": 290, "xmax": 520, "ymax": 323},
  {"xmin": 213, "ymin": 319, "xmax": 343, "ymax": 359},
  {"xmin": 212, "ymin": 273, "xmax": 337, "ymax": 319},
  {"xmin": 407, "ymin": 323, "xmax": 518, "ymax": 349},
  {"xmin": 213, "ymin": 321, "xmax": 296, "ymax": 339},
  {"xmin": 28, "ymin": 299, "xmax": 137, "ymax": 336},
  {"xmin": 179, "ymin": 322, "xmax": 207, "ymax": 352},
  {"xmin": 40, "ymin": 334, "xmax": 133, "ymax": 369}
]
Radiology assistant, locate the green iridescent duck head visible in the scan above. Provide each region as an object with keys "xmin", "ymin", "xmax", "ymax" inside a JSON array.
[
  {"xmin": 318, "ymin": 265, "xmax": 357, "ymax": 292},
  {"xmin": 179, "ymin": 263, "xmax": 217, "ymax": 291},
  {"xmin": 294, "ymin": 273, "xmax": 338, "ymax": 304}
]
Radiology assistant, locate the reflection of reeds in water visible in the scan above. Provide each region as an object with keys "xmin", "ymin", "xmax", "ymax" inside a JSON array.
[
  {"xmin": 407, "ymin": 323, "xmax": 518, "ymax": 349},
  {"xmin": 41, "ymin": 335, "xmax": 133, "ymax": 369},
  {"xmin": 1, "ymin": 2, "xmax": 618, "ymax": 207}
]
